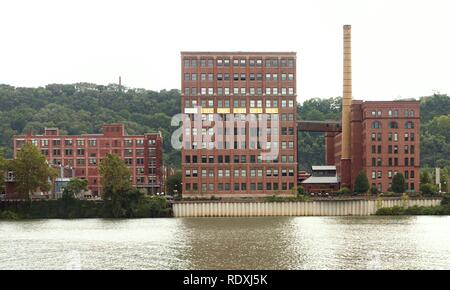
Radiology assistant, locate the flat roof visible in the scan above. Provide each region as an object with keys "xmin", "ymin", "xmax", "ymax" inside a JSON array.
[
  {"xmin": 181, "ymin": 51, "xmax": 296, "ymax": 56},
  {"xmin": 312, "ymin": 165, "xmax": 337, "ymax": 171},
  {"xmin": 357, "ymin": 99, "xmax": 420, "ymax": 104},
  {"xmin": 301, "ymin": 176, "xmax": 339, "ymax": 184}
]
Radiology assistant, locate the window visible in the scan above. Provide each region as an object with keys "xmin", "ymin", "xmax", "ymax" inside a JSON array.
[
  {"xmin": 372, "ymin": 121, "xmax": 381, "ymax": 129},
  {"xmin": 405, "ymin": 121, "xmax": 415, "ymax": 129},
  {"xmin": 389, "ymin": 121, "xmax": 398, "ymax": 129},
  {"xmin": 405, "ymin": 109, "xmax": 415, "ymax": 117}
]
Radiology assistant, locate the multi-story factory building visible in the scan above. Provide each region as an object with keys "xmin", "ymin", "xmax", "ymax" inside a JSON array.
[
  {"xmin": 332, "ymin": 100, "xmax": 420, "ymax": 193},
  {"xmin": 13, "ymin": 124, "xmax": 164, "ymax": 196},
  {"xmin": 181, "ymin": 52, "xmax": 298, "ymax": 197}
]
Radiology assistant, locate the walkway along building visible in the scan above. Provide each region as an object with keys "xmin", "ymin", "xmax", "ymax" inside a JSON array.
[{"xmin": 13, "ymin": 124, "xmax": 164, "ymax": 197}]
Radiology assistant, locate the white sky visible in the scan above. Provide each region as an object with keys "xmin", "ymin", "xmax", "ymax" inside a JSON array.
[{"xmin": 0, "ymin": 0, "xmax": 449, "ymax": 103}]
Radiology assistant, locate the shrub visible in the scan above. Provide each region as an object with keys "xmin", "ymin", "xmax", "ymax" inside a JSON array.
[
  {"xmin": 375, "ymin": 206, "xmax": 405, "ymax": 215},
  {"xmin": 354, "ymin": 171, "xmax": 369, "ymax": 194},
  {"xmin": 265, "ymin": 195, "xmax": 284, "ymax": 202},
  {"xmin": 420, "ymin": 183, "xmax": 438, "ymax": 196},
  {"xmin": 392, "ymin": 173, "xmax": 406, "ymax": 194},
  {"xmin": 441, "ymin": 194, "xmax": 450, "ymax": 205},
  {"xmin": 0, "ymin": 210, "xmax": 21, "ymax": 220},
  {"xmin": 338, "ymin": 187, "xmax": 350, "ymax": 194}
]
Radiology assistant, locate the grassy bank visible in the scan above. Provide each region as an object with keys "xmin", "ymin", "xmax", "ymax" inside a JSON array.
[{"xmin": 0, "ymin": 197, "xmax": 172, "ymax": 220}]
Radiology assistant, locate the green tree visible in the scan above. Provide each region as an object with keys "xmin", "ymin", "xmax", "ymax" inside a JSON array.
[
  {"xmin": 354, "ymin": 171, "xmax": 369, "ymax": 194},
  {"xmin": 11, "ymin": 143, "xmax": 57, "ymax": 200},
  {"xmin": 338, "ymin": 187, "xmax": 350, "ymax": 194},
  {"xmin": 166, "ymin": 171, "xmax": 182, "ymax": 196},
  {"xmin": 99, "ymin": 154, "xmax": 132, "ymax": 200},
  {"xmin": 420, "ymin": 169, "xmax": 432, "ymax": 184},
  {"xmin": 62, "ymin": 178, "xmax": 88, "ymax": 199},
  {"xmin": 297, "ymin": 185, "xmax": 306, "ymax": 196},
  {"xmin": 420, "ymin": 183, "xmax": 438, "ymax": 196},
  {"xmin": 392, "ymin": 173, "xmax": 406, "ymax": 194}
]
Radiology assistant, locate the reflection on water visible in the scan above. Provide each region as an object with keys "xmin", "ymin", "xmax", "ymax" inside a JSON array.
[{"xmin": 0, "ymin": 216, "xmax": 449, "ymax": 269}]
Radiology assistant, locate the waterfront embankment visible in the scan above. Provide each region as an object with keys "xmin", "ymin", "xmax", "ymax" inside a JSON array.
[{"xmin": 173, "ymin": 197, "xmax": 443, "ymax": 217}]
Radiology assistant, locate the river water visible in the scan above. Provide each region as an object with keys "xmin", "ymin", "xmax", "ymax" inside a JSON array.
[{"xmin": 1, "ymin": 216, "xmax": 449, "ymax": 270}]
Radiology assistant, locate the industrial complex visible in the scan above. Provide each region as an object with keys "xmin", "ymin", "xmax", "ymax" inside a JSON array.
[{"xmin": 5, "ymin": 25, "xmax": 420, "ymax": 199}]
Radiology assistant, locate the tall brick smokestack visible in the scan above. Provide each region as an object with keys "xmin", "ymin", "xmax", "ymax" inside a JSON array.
[{"xmin": 341, "ymin": 25, "xmax": 352, "ymax": 188}]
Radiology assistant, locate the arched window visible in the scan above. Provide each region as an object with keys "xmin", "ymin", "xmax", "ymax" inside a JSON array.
[
  {"xmin": 389, "ymin": 121, "xmax": 398, "ymax": 129},
  {"xmin": 372, "ymin": 121, "xmax": 381, "ymax": 129},
  {"xmin": 405, "ymin": 109, "xmax": 415, "ymax": 117},
  {"xmin": 405, "ymin": 121, "xmax": 415, "ymax": 129}
]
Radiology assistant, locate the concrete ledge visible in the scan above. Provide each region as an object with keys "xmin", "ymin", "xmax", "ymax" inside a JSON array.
[{"xmin": 173, "ymin": 198, "xmax": 442, "ymax": 217}]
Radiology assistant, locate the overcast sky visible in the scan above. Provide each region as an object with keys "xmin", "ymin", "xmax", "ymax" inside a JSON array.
[{"xmin": 0, "ymin": 0, "xmax": 449, "ymax": 103}]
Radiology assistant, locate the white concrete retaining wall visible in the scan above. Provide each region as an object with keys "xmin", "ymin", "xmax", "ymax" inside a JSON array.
[{"xmin": 173, "ymin": 199, "xmax": 442, "ymax": 217}]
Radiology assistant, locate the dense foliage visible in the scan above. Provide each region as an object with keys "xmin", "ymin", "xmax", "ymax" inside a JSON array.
[
  {"xmin": 297, "ymin": 97, "xmax": 342, "ymax": 169},
  {"xmin": 354, "ymin": 171, "xmax": 369, "ymax": 194},
  {"xmin": 376, "ymin": 202, "xmax": 450, "ymax": 215},
  {"xmin": 62, "ymin": 178, "xmax": 88, "ymax": 199},
  {"xmin": 0, "ymin": 196, "xmax": 171, "ymax": 219},
  {"xmin": 99, "ymin": 154, "xmax": 132, "ymax": 200},
  {"xmin": 11, "ymin": 143, "xmax": 57, "ymax": 199},
  {"xmin": 392, "ymin": 173, "xmax": 406, "ymax": 194},
  {"xmin": 165, "ymin": 171, "xmax": 182, "ymax": 197},
  {"xmin": 0, "ymin": 83, "xmax": 180, "ymax": 167},
  {"xmin": 1, "ymin": 84, "xmax": 450, "ymax": 172}
]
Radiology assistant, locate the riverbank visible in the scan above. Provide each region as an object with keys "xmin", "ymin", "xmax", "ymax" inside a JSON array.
[{"xmin": 0, "ymin": 196, "xmax": 172, "ymax": 219}]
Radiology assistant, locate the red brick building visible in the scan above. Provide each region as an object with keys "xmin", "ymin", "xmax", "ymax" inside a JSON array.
[
  {"xmin": 181, "ymin": 52, "xmax": 298, "ymax": 197},
  {"xmin": 332, "ymin": 100, "xmax": 420, "ymax": 193},
  {"xmin": 13, "ymin": 124, "xmax": 164, "ymax": 196}
]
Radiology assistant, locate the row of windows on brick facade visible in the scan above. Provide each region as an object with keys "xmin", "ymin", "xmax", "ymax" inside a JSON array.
[
  {"xmin": 183, "ymin": 87, "xmax": 295, "ymax": 96},
  {"xmin": 187, "ymin": 114, "xmax": 294, "ymax": 124},
  {"xmin": 185, "ymin": 99, "xmax": 295, "ymax": 109},
  {"xmin": 18, "ymin": 139, "xmax": 156, "ymax": 148},
  {"xmin": 369, "ymin": 157, "xmax": 416, "ymax": 167},
  {"xmin": 40, "ymin": 148, "xmax": 158, "ymax": 158},
  {"xmin": 184, "ymin": 73, "xmax": 294, "ymax": 82},
  {"xmin": 370, "ymin": 132, "xmax": 416, "ymax": 141},
  {"xmin": 371, "ymin": 170, "xmax": 416, "ymax": 180},
  {"xmin": 184, "ymin": 154, "xmax": 295, "ymax": 164},
  {"xmin": 185, "ymin": 141, "xmax": 295, "ymax": 151},
  {"xmin": 369, "ymin": 109, "xmax": 416, "ymax": 118},
  {"xmin": 48, "ymin": 157, "xmax": 157, "ymax": 167},
  {"xmin": 185, "ymin": 168, "xmax": 295, "ymax": 178},
  {"xmin": 370, "ymin": 145, "xmax": 416, "ymax": 154},
  {"xmin": 372, "ymin": 182, "xmax": 416, "ymax": 192},
  {"xmin": 183, "ymin": 58, "xmax": 295, "ymax": 68},
  {"xmin": 371, "ymin": 121, "xmax": 415, "ymax": 129},
  {"xmin": 185, "ymin": 127, "xmax": 295, "ymax": 136},
  {"xmin": 186, "ymin": 114, "xmax": 295, "ymax": 123},
  {"xmin": 87, "ymin": 177, "xmax": 159, "ymax": 186},
  {"xmin": 185, "ymin": 140, "xmax": 296, "ymax": 151},
  {"xmin": 185, "ymin": 182, "xmax": 296, "ymax": 192}
]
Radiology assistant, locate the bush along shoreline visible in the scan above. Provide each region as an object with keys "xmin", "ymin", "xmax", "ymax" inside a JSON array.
[
  {"xmin": 376, "ymin": 194, "xmax": 450, "ymax": 216},
  {"xmin": 0, "ymin": 196, "xmax": 172, "ymax": 220}
]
